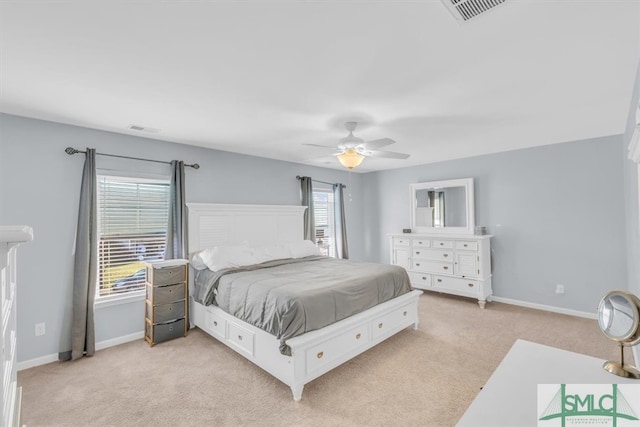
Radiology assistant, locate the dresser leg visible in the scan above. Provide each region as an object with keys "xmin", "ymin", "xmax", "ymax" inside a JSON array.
[
  {"xmin": 478, "ymin": 300, "xmax": 486, "ymax": 309},
  {"xmin": 291, "ymin": 384, "xmax": 304, "ymax": 402},
  {"xmin": 412, "ymin": 321, "xmax": 419, "ymax": 330}
]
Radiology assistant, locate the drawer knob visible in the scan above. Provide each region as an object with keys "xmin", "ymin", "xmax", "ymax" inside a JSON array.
[
  {"xmin": 443, "ymin": 266, "xmax": 449, "ymax": 270},
  {"xmin": 238, "ymin": 335, "xmax": 243, "ymax": 341},
  {"xmin": 317, "ymin": 351, "xmax": 324, "ymax": 359},
  {"xmin": 440, "ymin": 243, "xmax": 444, "ymax": 246},
  {"xmin": 443, "ymin": 254, "xmax": 449, "ymax": 258},
  {"xmin": 468, "ymin": 283, "xmax": 474, "ymax": 288},
  {"xmin": 403, "ymin": 311, "xmax": 407, "ymax": 316},
  {"xmin": 422, "ymin": 276, "xmax": 427, "ymax": 280},
  {"xmin": 437, "ymin": 279, "xmax": 442, "ymax": 283},
  {"xmin": 415, "ymin": 263, "xmax": 420, "ymax": 266},
  {"xmin": 213, "ymin": 321, "xmax": 218, "ymax": 327},
  {"xmin": 418, "ymin": 241, "xmax": 422, "ymax": 244},
  {"xmin": 168, "ymin": 326, "xmax": 174, "ymax": 331},
  {"xmin": 416, "ymin": 251, "xmax": 420, "ymax": 255},
  {"xmin": 378, "ymin": 323, "xmax": 383, "ymax": 329},
  {"xmin": 464, "ymin": 244, "xmax": 468, "ymax": 247},
  {"xmin": 356, "ymin": 333, "xmax": 361, "ymax": 340}
]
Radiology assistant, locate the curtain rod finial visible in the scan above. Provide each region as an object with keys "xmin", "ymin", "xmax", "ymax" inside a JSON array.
[
  {"xmin": 65, "ymin": 147, "xmax": 78, "ymax": 155},
  {"xmin": 192, "ymin": 163, "xmax": 200, "ymax": 170}
]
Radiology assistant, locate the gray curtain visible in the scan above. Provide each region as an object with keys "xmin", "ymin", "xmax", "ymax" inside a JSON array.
[
  {"xmin": 165, "ymin": 160, "xmax": 188, "ymax": 260},
  {"xmin": 300, "ymin": 176, "xmax": 315, "ymax": 242},
  {"xmin": 333, "ymin": 183, "xmax": 349, "ymax": 259},
  {"xmin": 69, "ymin": 148, "xmax": 97, "ymax": 360}
]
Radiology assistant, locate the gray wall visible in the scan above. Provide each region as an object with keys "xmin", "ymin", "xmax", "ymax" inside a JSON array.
[
  {"xmin": 1, "ymin": 109, "xmax": 635, "ymax": 364},
  {"xmin": 362, "ymin": 136, "xmax": 628, "ymax": 313},
  {"xmin": 623, "ymin": 61, "xmax": 640, "ymax": 297},
  {"xmin": 0, "ymin": 113, "xmax": 365, "ymax": 363}
]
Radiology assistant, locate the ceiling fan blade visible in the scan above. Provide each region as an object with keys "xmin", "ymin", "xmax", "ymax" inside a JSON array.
[
  {"xmin": 303, "ymin": 143, "xmax": 341, "ymax": 151},
  {"xmin": 364, "ymin": 138, "xmax": 395, "ymax": 150},
  {"xmin": 367, "ymin": 150, "xmax": 410, "ymax": 159}
]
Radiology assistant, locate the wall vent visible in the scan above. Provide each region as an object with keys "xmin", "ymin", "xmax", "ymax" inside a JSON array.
[
  {"xmin": 128, "ymin": 124, "xmax": 160, "ymax": 133},
  {"xmin": 441, "ymin": 0, "xmax": 507, "ymax": 21}
]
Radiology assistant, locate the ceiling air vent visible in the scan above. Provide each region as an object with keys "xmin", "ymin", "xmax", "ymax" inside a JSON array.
[
  {"xmin": 128, "ymin": 124, "xmax": 160, "ymax": 133},
  {"xmin": 441, "ymin": 0, "xmax": 507, "ymax": 21}
]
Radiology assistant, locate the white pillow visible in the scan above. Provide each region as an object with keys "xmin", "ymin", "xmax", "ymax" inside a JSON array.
[
  {"xmin": 190, "ymin": 252, "xmax": 208, "ymax": 270},
  {"xmin": 191, "ymin": 240, "xmax": 320, "ymax": 271},
  {"xmin": 254, "ymin": 244, "xmax": 292, "ymax": 264},
  {"xmin": 192, "ymin": 245, "xmax": 257, "ymax": 272},
  {"xmin": 288, "ymin": 240, "xmax": 321, "ymax": 258}
]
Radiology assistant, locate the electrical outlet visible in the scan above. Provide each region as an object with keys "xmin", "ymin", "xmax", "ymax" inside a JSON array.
[
  {"xmin": 555, "ymin": 284, "xmax": 565, "ymax": 295},
  {"xmin": 35, "ymin": 322, "xmax": 45, "ymax": 336}
]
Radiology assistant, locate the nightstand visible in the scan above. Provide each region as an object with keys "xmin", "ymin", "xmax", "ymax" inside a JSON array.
[{"xmin": 144, "ymin": 259, "xmax": 188, "ymax": 346}]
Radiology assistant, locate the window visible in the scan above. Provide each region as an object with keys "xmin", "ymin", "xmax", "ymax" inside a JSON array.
[
  {"xmin": 97, "ymin": 175, "xmax": 170, "ymax": 298},
  {"xmin": 313, "ymin": 188, "xmax": 335, "ymax": 257}
]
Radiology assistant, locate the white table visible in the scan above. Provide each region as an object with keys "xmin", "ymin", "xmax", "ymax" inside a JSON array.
[{"xmin": 457, "ymin": 339, "xmax": 640, "ymax": 426}]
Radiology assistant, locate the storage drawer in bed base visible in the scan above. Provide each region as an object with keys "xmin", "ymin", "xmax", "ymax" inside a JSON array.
[{"xmin": 191, "ymin": 289, "xmax": 423, "ymax": 402}]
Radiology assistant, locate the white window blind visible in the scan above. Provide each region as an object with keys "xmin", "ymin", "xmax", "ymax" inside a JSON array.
[
  {"xmin": 97, "ymin": 175, "xmax": 170, "ymax": 297},
  {"xmin": 313, "ymin": 189, "xmax": 335, "ymax": 257}
]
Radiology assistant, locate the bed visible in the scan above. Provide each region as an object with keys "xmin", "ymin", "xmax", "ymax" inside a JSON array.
[{"xmin": 187, "ymin": 203, "xmax": 423, "ymax": 401}]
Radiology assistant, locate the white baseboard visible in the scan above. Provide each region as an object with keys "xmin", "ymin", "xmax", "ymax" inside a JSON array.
[
  {"xmin": 17, "ymin": 353, "xmax": 59, "ymax": 371},
  {"xmin": 491, "ymin": 296, "xmax": 597, "ymax": 319},
  {"xmin": 95, "ymin": 331, "xmax": 144, "ymax": 351},
  {"xmin": 17, "ymin": 330, "xmax": 144, "ymax": 371}
]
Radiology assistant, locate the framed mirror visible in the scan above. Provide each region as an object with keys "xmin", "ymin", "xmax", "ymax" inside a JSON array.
[
  {"xmin": 410, "ymin": 178, "xmax": 475, "ymax": 235},
  {"xmin": 597, "ymin": 290, "xmax": 640, "ymax": 379}
]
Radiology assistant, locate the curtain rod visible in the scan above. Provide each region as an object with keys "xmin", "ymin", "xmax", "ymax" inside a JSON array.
[
  {"xmin": 296, "ymin": 175, "xmax": 346, "ymax": 188},
  {"xmin": 65, "ymin": 147, "xmax": 200, "ymax": 169}
]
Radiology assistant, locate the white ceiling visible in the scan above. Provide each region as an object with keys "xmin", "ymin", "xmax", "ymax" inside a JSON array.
[{"xmin": 1, "ymin": 1, "xmax": 639, "ymax": 172}]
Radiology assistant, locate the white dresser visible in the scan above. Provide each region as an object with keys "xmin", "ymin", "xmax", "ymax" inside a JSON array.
[
  {"xmin": 0, "ymin": 225, "xmax": 33, "ymax": 427},
  {"xmin": 389, "ymin": 233, "xmax": 492, "ymax": 308}
]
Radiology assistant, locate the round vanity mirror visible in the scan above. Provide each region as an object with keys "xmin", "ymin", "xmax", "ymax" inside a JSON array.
[{"xmin": 597, "ymin": 290, "xmax": 640, "ymax": 379}]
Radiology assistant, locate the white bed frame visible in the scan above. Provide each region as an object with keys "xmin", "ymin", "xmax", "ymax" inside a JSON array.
[{"xmin": 187, "ymin": 203, "xmax": 422, "ymax": 401}]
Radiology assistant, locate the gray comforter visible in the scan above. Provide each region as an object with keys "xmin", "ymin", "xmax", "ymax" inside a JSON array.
[{"xmin": 193, "ymin": 256, "xmax": 412, "ymax": 355}]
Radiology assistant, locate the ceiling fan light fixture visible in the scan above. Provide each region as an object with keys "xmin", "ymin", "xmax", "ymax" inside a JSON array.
[{"xmin": 337, "ymin": 148, "xmax": 365, "ymax": 170}]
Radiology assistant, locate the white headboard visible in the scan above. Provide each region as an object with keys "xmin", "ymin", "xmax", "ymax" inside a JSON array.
[{"xmin": 187, "ymin": 203, "xmax": 307, "ymax": 254}]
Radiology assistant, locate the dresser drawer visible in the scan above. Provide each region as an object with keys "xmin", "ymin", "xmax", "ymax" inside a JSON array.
[
  {"xmin": 228, "ymin": 322, "xmax": 255, "ymax": 356},
  {"xmin": 412, "ymin": 259, "xmax": 453, "ymax": 274},
  {"xmin": 305, "ymin": 325, "xmax": 370, "ymax": 375},
  {"xmin": 392, "ymin": 237, "xmax": 410, "ymax": 246},
  {"xmin": 372, "ymin": 303, "xmax": 413, "ymax": 339},
  {"xmin": 411, "ymin": 238, "xmax": 431, "ymax": 247},
  {"xmin": 431, "ymin": 240, "xmax": 454, "ymax": 249},
  {"xmin": 432, "ymin": 275, "xmax": 480, "ymax": 294},
  {"xmin": 408, "ymin": 272, "xmax": 431, "ymax": 289},
  {"xmin": 412, "ymin": 248, "xmax": 453, "ymax": 261},
  {"xmin": 146, "ymin": 282, "xmax": 185, "ymax": 305},
  {"xmin": 455, "ymin": 241, "xmax": 478, "ymax": 251},
  {"xmin": 145, "ymin": 318, "xmax": 185, "ymax": 345},
  {"xmin": 146, "ymin": 264, "xmax": 186, "ymax": 286},
  {"xmin": 204, "ymin": 311, "xmax": 226, "ymax": 340},
  {"xmin": 146, "ymin": 300, "xmax": 185, "ymax": 323}
]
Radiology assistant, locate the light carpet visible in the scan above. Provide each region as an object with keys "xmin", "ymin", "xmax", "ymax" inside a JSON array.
[{"xmin": 18, "ymin": 293, "xmax": 621, "ymax": 426}]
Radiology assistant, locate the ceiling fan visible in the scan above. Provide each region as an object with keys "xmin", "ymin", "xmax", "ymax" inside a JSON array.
[{"xmin": 305, "ymin": 122, "xmax": 410, "ymax": 170}]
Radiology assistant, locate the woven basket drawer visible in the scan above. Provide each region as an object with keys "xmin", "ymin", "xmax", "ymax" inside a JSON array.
[
  {"xmin": 147, "ymin": 300, "xmax": 185, "ymax": 323},
  {"xmin": 146, "ymin": 264, "xmax": 186, "ymax": 286},
  {"xmin": 146, "ymin": 318, "xmax": 185, "ymax": 344},
  {"xmin": 146, "ymin": 282, "xmax": 185, "ymax": 305}
]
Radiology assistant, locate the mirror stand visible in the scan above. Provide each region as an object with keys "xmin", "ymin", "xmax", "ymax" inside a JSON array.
[
  {"xmin": 603, "ymin": 342, "xmax": 640, "ymax": 379},
  {"xmin": 597, "ymin": 290, "xmax": 640, "ymax": 379}
]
